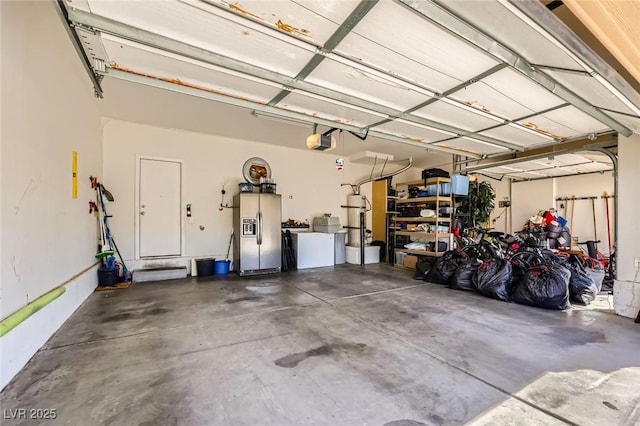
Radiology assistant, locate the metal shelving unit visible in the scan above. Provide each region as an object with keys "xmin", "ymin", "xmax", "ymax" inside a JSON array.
[{"xmin": 391, "ymin": 177, "xmax": 454, "ymax": 268}]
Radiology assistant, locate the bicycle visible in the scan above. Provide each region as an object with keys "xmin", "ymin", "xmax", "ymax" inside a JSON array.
[{"xmin": 457, "ymin": 227, "xmax": 505, "ymax": 260}]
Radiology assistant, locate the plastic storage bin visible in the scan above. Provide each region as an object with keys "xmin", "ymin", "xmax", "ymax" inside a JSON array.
[
  {"xmin": 425, "ymin": 184, "xmax": 438, "ymax": 196},
  {"xmin": 451, "ymin": 175, "xmax": 470, "ymax": 195},
  {"xmin": 238, "ymin": 182, "xmax": 254, "ymax": 192},
  {"xmin": 259, "ymin": 183, "xmax": 277, "ymax": 193},
  {"xmin": 439, "ymin": 183, "xmax": 451, "ymax": 195}
]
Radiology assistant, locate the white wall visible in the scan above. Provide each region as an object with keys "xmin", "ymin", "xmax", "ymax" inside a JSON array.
[
  {"xmin": 102, "ymin": 119, "xmax": 383, "ymax": 267},
  {"xmin": 615, "ymin": 133, "xmax": 640, "ymax": 318},
  {"xmin": 554, "ymin": 172, "xmax": 615, "ymax": 252},
  {"xmin": 0, "ymin": 1, "xmax": 103, "ymax": 388},
  {"xmin": 511, "ymin": 179, "xmax": 555, "ymax": 233},
  {"xmin": 483, "ymin": 177, "xmax": 511, "ymax": 233}
]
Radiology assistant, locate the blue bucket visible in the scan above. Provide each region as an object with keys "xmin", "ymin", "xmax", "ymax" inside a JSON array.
[{"xmin": 214, "ymin": 259, "xmax": 230, "ymax": 275}]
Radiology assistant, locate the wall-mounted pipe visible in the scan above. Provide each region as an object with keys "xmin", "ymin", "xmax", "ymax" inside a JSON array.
[
  {"xmin": 349, "ymin": 158, "xmax": 413, "ymax": 195},
  {"xmin": 0, "ymin": 287, "xmax": 66, "ymax": 337}
]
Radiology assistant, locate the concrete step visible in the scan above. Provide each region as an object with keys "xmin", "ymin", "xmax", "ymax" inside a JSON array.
[{"xmin": 132, "ymin": 266, "xmax": 188, "ymax": 283}]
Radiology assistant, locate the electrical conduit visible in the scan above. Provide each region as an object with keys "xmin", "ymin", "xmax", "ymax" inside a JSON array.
[{"xmin": 344, "ymin": 158, "xmax": 414, "ymax": 264}]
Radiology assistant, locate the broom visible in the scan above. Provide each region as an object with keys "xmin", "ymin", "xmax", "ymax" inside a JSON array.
[{"xmin": 95, "ymin": 185, "xmax": 114, "ymax": 259}]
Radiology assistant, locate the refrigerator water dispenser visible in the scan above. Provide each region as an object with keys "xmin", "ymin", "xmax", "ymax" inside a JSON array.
[{"xmin": 241, "ymin": 218, "xmax": 257, "ymax": 237}]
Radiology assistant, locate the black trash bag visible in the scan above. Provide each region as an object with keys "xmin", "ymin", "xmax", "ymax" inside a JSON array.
[
  {"xmin": 568, "ymin": 257, "xmax": 598, "ymax": 305},
  {"xmin": 512, "ymin": 263, "xmax": 571, "ymax": 310},
  {"xmin": 509, "ymin": 259, "xmax": 528, "ymax": 288},
  {"xmin": 425, "ymin": 250, "xmax": 467, "ymax": 285},
  {"xmin": 473, "ymin": 257, "xmax": 513, "ymax": 301},
  {"xmin": 450, "ymin": 258, "xmax": 482, "ymax": 291},
  {"xmin": 541, "ymin": 250, "xmax": 570, "ymax": 268},
  {"xmin": 414, "ymin": 258, "xmax": 435, "ymax": 280}
]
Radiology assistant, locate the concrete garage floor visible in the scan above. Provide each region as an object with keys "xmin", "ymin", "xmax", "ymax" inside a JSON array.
[{"xmin": 2, "ymin": 264, "xmax": 639, "ymax": 425}]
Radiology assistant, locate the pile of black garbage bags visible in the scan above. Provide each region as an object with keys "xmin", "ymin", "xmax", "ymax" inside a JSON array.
[{"xmin": 415, "ymin": 250, "xmax": 605, "ymax": 310}]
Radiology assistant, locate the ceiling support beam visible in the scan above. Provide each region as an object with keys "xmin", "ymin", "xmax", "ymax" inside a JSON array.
[
  {"xmin": 398, "ymin": 0, "xmax": 632, "ymax": 137},
  {"xmin": 67, "ymin": 7, "xmax": 522, "ymax": 152},
  {"xmin": 267, "ymin": 0, "xmax": 379, "ymax": 106},
  {"xmin": 100, "ymin": 67, "xmax": 482, "ymax": 158},
  {"xmin": 510, "ymin": 169, "xmax": 609, "ymax": 183},
  {"xmin": 462, "ymin": 133, "xmax": 616, "ymax": 171}
]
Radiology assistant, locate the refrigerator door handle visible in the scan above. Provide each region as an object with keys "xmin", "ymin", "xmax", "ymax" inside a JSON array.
[{"xmin": 257, "ymin": 212, "xmax": 263, "ymax": 245}]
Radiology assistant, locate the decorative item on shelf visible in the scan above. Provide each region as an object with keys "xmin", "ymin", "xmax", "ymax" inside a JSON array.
[{"xmin": 242, "ymin": 157, "xmax": 271, "ymax": 185}]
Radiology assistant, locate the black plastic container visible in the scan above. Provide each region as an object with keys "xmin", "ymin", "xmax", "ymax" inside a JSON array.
[
  {"xmin": 98, "ymin": 267, "xmax": 118, "ymax": 287},
  {"xmin": 196, "ymin": 258, "xmax": 216, "ymax": 276}
]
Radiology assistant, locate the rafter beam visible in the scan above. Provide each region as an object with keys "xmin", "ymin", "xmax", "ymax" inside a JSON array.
[{"xmin": 268, "ymin": 0, "xmax": 379, "ymax": 106}]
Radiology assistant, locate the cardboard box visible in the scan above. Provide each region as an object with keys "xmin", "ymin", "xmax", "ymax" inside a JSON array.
[{"xmin": 403, "ymin": 254, "xmax": 418, "ymax": 269}]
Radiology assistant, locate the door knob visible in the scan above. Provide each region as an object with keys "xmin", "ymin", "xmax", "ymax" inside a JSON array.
[{"xmin": 140, "ymin": 211, "xmax": 146, "ymax": 215}]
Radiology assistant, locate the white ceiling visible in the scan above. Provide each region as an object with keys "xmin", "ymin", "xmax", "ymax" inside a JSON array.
[{"xmin": 60, "ymin": 0, "xmax": 640, "ymax": 160}]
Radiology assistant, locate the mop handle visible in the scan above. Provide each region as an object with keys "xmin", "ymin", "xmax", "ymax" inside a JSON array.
[{"xmin": 604, "ymin": 192, "xmax": 612, "ymax": 253}]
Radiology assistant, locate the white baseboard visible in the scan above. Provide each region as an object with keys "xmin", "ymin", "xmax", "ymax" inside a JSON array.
[{"xmin": 0, "ymin": 264, "xmax": 98, "ymax": 391}]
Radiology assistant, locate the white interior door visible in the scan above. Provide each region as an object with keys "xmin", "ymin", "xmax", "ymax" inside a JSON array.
[{"xmin": 139, "ymin": 158, "xmax": 182, "ymax": 257}]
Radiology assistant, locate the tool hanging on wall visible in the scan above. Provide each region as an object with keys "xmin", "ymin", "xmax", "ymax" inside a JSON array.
[
  {"xmin": 591, "ymin": 198, "xmax": 598, "ymax": 245},
  {"xmin": 604, "ymin": 192, "xmax": 612, "ymax": 255},
  {"xmin": 91, "ymin": 179, "xmax": 130, "ymax": 280},
  {"xmin": 95, "ymin": 183, "xmax": 114, "ymax": 259},
  {"xmin": 569, "ymin": 195, "xmax": 575, "ymax": 231}
]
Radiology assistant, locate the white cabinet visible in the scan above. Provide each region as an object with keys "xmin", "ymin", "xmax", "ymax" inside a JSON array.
[{"xmin": 292, "ymin": 232, "xmax": 335, "ymax": 269}]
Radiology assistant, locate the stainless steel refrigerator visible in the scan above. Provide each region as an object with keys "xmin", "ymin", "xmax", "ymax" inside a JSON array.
[{"xmin": 233, "ymin": 193, "xmax": 282, "ymax": 276}]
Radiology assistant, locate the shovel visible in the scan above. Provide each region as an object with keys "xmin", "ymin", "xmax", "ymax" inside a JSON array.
[{"xmin": 226, "ymin": 233, "xmax": 234, "ymax": 260}]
